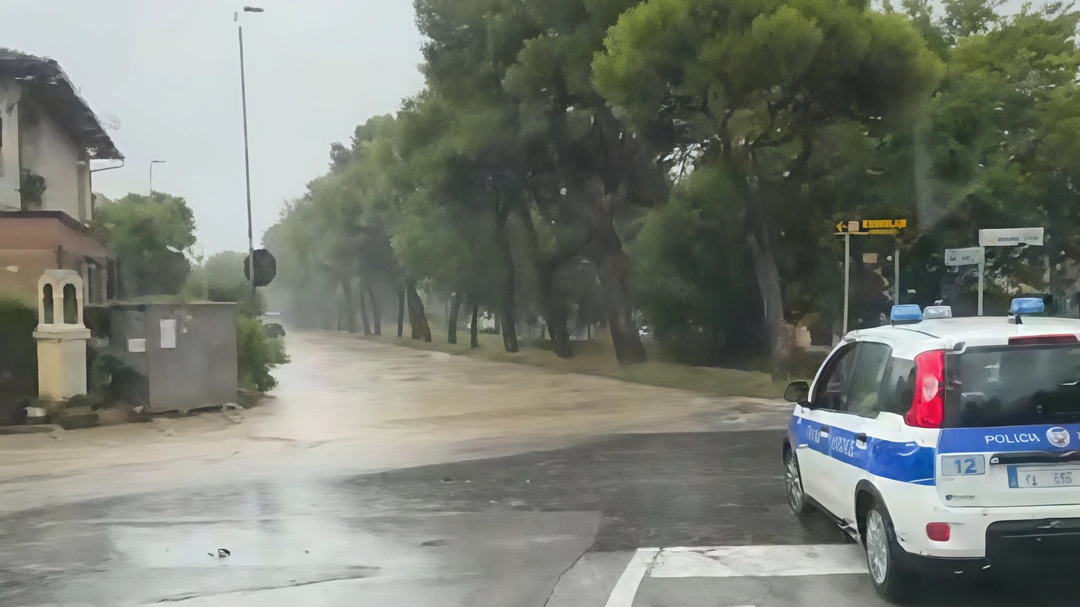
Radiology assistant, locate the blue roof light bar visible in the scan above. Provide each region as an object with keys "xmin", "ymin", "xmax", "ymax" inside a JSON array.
[
  {"xmin": 1010, "ymin": 297, "xmax": 1045, "ymax": 315},
  {"xmin": 891, "ymin": 304, "xmax": 923, "ymax": 324}
]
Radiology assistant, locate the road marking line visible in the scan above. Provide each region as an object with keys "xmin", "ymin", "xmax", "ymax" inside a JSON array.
[
  {"xmin": 603, "ymin": 548, "xmax": 659, "ymax": 607},
  {"xmin": 649, "ymin": 544, "xmax": 867, "ymax": 578}
]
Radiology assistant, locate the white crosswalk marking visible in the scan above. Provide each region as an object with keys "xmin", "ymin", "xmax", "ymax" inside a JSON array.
[
  {"xmin": 603, "ymin": 548, "xmax": 659, "ymax": 607},
  {"xmin": 604, "ymin": 544, "xmax": 867, "ymax": 606},
  {"xmin": 649, "ymin": 544, "xmax": 867, "ymax": 578}
]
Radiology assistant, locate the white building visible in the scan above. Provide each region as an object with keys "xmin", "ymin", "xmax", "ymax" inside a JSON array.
[{"xmin": 0, "ymin": 48, "xmax": 123, "ymax": 304}]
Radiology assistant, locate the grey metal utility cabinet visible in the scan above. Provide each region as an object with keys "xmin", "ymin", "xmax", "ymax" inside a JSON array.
[{"xmin": 109, "ymin": 302, "xmax": 238, "ymax": 413}]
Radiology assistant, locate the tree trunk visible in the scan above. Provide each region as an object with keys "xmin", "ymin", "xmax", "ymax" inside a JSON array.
[
  {"xmin": 397, "ymin": 286, "xmax": 405, "ymax": 338},
  {"xmin": 405, "ymin": 279, "xmax": 432, "ymax": 342},
  {"xmin": 448, "ymin": 292, "xmax": 462, "ymax": 345},
  {"xmin": 341, "ymin": 278, "xmax": 357, "ymax": 334},
  {"xmin": 747, "ymin": 227, "xmax": 792, "ymax": 379},
  {"xmin": 538, "ymin": 268, "xmax": 572, "ymax": 359},
  {"xmin": 498, "ymin": 281, "xmax": 519, "ymax": 352},
  {"xmin": 517, "ymin": 205, "xmax": 579, "ymax": 358},
  {"xmin": 545, "ymin": 307, "xmax": 573, "ymax": 358},
  {"xmin": 494, "ymin": 210, "xmax": 520, "ymax": 353},
  {"xmin": 358, "ymin": 277, "xmax": 372, "ymax": 336},
  {"xmin": 589, "ymin": 229, "xmax": 646, "ymax": 364},
  {"xmin": 368, "ymin": 285, "xmax": 381, "ymax": 335},
  {"xmin": 470, "ymin": 301, "xmax": 480, "ymax": 349}
]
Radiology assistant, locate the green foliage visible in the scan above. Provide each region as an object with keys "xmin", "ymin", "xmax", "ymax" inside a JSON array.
[
  {"xmin": 179, "ymin": 266, "xmax": 208, "ymax": 301},
  {"xmin": 205, "ymin": 251, "xmax": 247, "ymax": 291},
  {"xmin": 265, "ymin": 114, "xmax": 406, "ymax": 330},
  {"xmin": 92, "ymin": 192, "xmax": 197, "ymax": 297},
  {"xmin": 592, "ymin": 0, "xmax": 946, "ymax": 368},
  {"xmin": 266, "ymin": 0, "xmax": 1080, "ymax": 373},
  {"xmin": 0, "ymin": 298, "xmax": 37, "ymax": 399},
  {"xmin": 633, "ymin": 167, "xmax": 765, "ymax": 363},
  {"xmin": 89, "ymin": 352, "xmax": 124, "ymax": 395},
  {"xmin": 237, "ymin": 316, "xmax": 289, "ymax": 392},
  {"xmin": 200, "ymin": 251, "xmax": 264, "ymax": 317},
  {"xmin": 65, "ymin": 391, "xmax": 107, "ymax": 412}
]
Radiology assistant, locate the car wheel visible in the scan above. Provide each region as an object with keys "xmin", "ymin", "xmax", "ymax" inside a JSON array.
[
  {"xmin": 864, "ymin": 501, "xmax": 913, "ymax": 603},
  {"xmin": 784, "ymin": 448, "xmax": 813, "ymax": 516}
]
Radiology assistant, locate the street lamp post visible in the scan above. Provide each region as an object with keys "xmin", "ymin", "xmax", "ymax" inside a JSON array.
[
  {"xmin": 149, "ymin": 160, "xmax": 166, "ymax": 193},
  {"xmin": 236, "ymin": 6, "xmax": 263, "ymax": 301}
]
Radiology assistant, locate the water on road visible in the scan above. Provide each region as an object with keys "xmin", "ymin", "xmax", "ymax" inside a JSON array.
[
  {"xmin": 0, "ymin": 332, "xmax": 788, "ymax": 515},
  {"xmin": 0, "ymin": 332, "xmax": 1064, "ymax": 606}
]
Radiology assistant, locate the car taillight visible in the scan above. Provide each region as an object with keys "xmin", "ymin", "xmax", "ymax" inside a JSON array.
[
  {"xmin": 926, "ymin": 522, "xmax": 951, "ymax": 542},
  {"xmin": 905, "ymin": 350, "xmax": 945, "ymax": 428}
]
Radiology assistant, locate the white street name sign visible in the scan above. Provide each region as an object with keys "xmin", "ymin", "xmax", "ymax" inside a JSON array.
[
  {"xmin": 978, "ymin": 227, "xmax": 1044, "ymax": 247},
  {"xmin": 945, "ymin": 247, "xmax": 984, "ymax": 267}
]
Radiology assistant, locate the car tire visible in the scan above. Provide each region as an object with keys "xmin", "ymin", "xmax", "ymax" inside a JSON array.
[
  {"xmin": 863, "ymin": 500, "xmax": 914, "ymax": 603},
  {"xmin": 784, "ymin": 448, "xmax": 814, "ymax": 516}
]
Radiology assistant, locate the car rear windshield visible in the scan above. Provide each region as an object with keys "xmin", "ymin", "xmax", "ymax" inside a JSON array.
[{"xmin": 945, "ymin": 344, "xmax": 1080, "ymax": 428}]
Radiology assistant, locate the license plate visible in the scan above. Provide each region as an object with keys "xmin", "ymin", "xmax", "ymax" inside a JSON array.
[{"xmin": 1008, "ymin": 466, "xmax": 1080, "ymax": 489}]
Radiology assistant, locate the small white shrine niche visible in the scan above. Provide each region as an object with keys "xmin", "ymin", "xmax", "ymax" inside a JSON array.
[{"xmin": 34, "ymin": 270, "xmax": 90, "ymax": 400}]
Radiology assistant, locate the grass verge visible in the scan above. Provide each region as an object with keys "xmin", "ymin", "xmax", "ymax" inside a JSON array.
[{"xmin": 357, "ymin": 333, "xmax": 786, "ymax": 399}]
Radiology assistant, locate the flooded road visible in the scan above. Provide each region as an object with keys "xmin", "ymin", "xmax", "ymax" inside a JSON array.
[
  {"xmin": 0, "ymin": 333, "xmax": 1074, "ymax": 605},
  {"xmin": 0, "ymin": 332, "xmax": 789, "ymax": 514},
  {"xmin": 0, "ymin": 431, "xmax": 840, "ymax": 607},
  {"xmin": 0, "ymin": 332, "xmax": 794, "ymax": 606}
]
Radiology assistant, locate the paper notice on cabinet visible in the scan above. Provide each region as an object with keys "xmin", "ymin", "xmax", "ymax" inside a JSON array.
[{"xmin": 160, "ymin": 319, "xmax": 177, "ymax": 349}]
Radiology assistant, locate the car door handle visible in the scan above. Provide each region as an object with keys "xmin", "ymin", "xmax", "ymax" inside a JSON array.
[
  {"xmin": 820, "ymin": 425, "xmax": 831, "ymax": 433},
  {"xmin": 855, "ymin": 433, "xmax": 868, "ymax": 443}
]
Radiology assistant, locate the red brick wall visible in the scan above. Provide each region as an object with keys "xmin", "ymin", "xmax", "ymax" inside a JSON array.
[{"xmin": 0, "ymin": 216, "xmax": 109, "ymax": 304}]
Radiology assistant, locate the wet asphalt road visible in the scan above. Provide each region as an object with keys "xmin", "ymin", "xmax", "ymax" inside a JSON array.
[
  {"xmin": 0, "ymin": 431, "xmax": 837, "ymax": 606},
  {"xmin": 0, "ymin": 334, "xmax": 1077, "ymax": 606},
  {"xmin": 1, "ymin": 430, "xmax": 1076, "ymax": 606}
]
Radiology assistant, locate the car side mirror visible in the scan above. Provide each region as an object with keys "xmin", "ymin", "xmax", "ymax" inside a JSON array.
[{"xmin": 784, "ymin": 381, "xmax": 810, "ymax": 404}]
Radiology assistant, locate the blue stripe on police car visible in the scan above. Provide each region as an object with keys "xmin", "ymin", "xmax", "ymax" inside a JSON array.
[{"xmin": 790, "ymin": 416, "xmax": 935, "ymax": 485}]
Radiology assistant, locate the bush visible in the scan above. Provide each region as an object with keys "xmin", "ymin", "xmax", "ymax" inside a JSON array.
[
  {"xmin": 87, "ymin": 351, "xmax": 141, "ymax": 408},
  {"xmin": 237, "ymin": 316, "xmax": 288, "ymax": 392},
  {"xmin": 208, "ymin": 284, "xmax": 264, "ymax": 318},
  {"xmin": 0, "ymin": 298, "xmax": 37, "ymax": 400}
]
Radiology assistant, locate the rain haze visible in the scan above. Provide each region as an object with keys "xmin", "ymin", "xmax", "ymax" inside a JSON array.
[
  {"xmin": 4, "ymin": 0, "xmax": 1080, "ymax": 605},
  {"xmin": 0, "ymin": 0, "xmax": 425, "ymax": 254}
]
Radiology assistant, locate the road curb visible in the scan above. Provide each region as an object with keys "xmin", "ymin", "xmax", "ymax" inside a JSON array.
[{"xmin": 0, "ymin": 424, "xmax": 63, "ymax": 435}]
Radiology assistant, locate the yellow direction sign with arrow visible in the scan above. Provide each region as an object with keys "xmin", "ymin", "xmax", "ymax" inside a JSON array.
[
  {"xmin": 835, "ymin": 218, "xmax": 909, "ymax": 335},
  {"xmin": 835, "ymin": 219, "xmax": 908, "ymax": 235}
]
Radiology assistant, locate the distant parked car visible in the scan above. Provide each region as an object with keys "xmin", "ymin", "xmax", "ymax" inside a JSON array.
[{"xmin": 261, "ymin": 312, "xmax": 286, "ymax": 338}]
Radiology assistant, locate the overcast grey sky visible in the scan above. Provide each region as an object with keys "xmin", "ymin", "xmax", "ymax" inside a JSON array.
[{"xmin": 0, "ymin": 0, "xmax": 425, "ymax": 255}]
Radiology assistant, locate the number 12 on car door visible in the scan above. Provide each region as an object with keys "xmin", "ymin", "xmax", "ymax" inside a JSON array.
[{"xmin": 941, "ymin": 455, "xmax": 986, "ymax": 476}]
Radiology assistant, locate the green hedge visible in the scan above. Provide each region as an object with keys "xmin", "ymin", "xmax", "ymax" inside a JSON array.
[
  {"xmin": 0, "ymin": 298, "xmax": 37, "ymax": 399},
  {"xmin": 237, "ymin": 316, "xmax": 288, "ymax": 392}
]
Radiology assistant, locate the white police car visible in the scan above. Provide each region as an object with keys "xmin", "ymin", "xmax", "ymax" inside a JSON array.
[{"xmin": 783, "ymin": 298, "xmax": 1080, "ymax": 600}]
